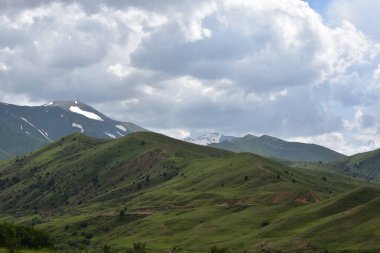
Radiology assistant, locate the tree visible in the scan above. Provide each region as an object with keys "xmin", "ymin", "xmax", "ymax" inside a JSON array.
[
  {"xmin": 119, "ymin": 210, "xmax": 125, "ymax": 219},
  {"xmin": 1, "ymin": 223, "xmax": 17, "ymax": 253},
  {"xmin": 0, "ymin": 222, "xmax": 52, "ymax": 250}
]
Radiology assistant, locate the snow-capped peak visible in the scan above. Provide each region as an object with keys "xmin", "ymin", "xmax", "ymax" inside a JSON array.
[{"xmin": 184, "ymin": 133, "xmax": 223, "ymax": 146}]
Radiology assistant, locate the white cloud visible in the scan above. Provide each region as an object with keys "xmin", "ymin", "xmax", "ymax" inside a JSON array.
[
  {"xmin": 326, "ymin": 0, "xmax": 380, "ymax": 40},
  {"xmin": 0, "ymin": 62, "xmax": 9, "ymax": 71},
  {"xmin": 288, "ymin": 131, "xmax": 378, "ymax": 156},
  {"xmin": 1, "ymin": 0, "xmax": 380, "ymax": 154},
  {"xmin": 107, "ymin": 64, "xmax": 132, "ymax": 79},
  {"xmin": 150, "ymin": 128, "xmax": 191, "ymax": 139}
]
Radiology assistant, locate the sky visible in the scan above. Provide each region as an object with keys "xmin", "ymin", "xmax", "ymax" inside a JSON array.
[{"xmin": 0, "ymin": 0, "xmax": 380, "ymax": 155}]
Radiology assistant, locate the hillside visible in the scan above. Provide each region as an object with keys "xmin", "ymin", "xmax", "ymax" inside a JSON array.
[
  {"xmin": 210, "ymin": 134, "xmax": 346, "ymax": 162},
  {"xmin": 325, "ymin": 148, "xmax": 380, "ymax": 181},
  {"xmin": 290, "ymin": 148, "xmax": 380, "ymax": 182},
  {"xmin": 0, "ymin": 101, "xmax": 146, "ymax": 159},
  {"xmin": 0, "ymin": 132, "xmax": 379, "ymax": 252}
]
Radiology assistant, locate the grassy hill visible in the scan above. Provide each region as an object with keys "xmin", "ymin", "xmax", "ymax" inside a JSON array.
[
  {"xmin": 0, "ymin": 132, "xmax": 379, "ymax": 252},
  {"xmin": 334, "ymin": 148, "xmax": 380, "ymax": 181},
  {"xmin": 210, "ymin": 134, "xmax": 346, "ymax": 162},
  {"xmin": 291, "ymin": 148, "xmax": 380, "ymax": 182}
]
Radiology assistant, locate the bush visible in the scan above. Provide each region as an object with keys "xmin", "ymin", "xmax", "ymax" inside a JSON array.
[
  {"xmin": 133, "ymin": 241, "xmax": 146, "ymax": 253},
  {"xmin": 103, "ymin": 244, "xmax": 111, "ymax": 253},
  {"xmin": 210, "ymin": 246, "xmax": 230, "ymax": 253},
  {"xmin": 261, "ymin": 220, "xmax": 270, "ymax": 227}
]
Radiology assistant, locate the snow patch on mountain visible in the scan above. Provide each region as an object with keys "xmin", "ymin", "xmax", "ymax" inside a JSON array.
[
  {"xmin": 115, "ymin": 125, "xmax": 127, "ymax": 132},
  {"xmin": 72, "ymin": 123, "xmax": 84, "ymax": 133},
  {"xmin": 105, "ymin": 132, "xmax": 116, "ymax": 139},
  {"xmin": 38, "ymin": 129, "xmax": 52, "ymax": 142},
  {"xmin": 21, "ymin": 117, "xmax": 52, "ymax": 142},
  {"xmin": 116, "ymin": 131, "xmax": 125, "ymax": 137},
  {"xmin": 184, "ymin": 133, "xmax": 223, "ymax": 146},
  {"xmin": 69, "ymin": 106, "xmax": 104, "ymax": 121}
]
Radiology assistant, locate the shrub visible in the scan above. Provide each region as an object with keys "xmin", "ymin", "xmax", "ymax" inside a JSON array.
[
  {"xmin": 133, "ymin": 241, "xmax": 146, "ymax": 253},
  {"xmin": 261, "ymin": 220, "xmax": 270, "ymax": 227},
  {"xmin": 103, "ymin": 244, "xmax": 111, "ymax": 253},
  {"xmin": 210, "ymin": 246, "xmax": 230, "ymax": 253}
]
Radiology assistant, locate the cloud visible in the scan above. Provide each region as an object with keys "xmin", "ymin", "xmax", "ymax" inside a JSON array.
[
  {"xmin": 0, "ymin": 0, "xmax": 380, "ymax": 154},
  {"xmin": 326, "ymin": 0, "xmax": 380, "ymax": 40}
]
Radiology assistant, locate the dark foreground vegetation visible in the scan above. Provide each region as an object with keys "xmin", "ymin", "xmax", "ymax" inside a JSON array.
[{"xmin": 0, "ymin": 222, "xmax": 52, "ymax": 252}]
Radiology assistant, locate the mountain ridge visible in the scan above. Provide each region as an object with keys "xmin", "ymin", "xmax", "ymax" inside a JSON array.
[{"xmin": 184, "ymin": 132, "xmax": 346, "ymax": 162}]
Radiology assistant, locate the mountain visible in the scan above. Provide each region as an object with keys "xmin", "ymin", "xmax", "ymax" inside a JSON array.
[
  {"xmin": 0, "ymin": 100, "xmax": 146, "ymax": 159},
  {"xmin": 0, "ymin": 131, "xmax": 379, "ymax": 252},
  {"xmin": 208, "ymin": 134, "xmax": 346, "ymax": 162},
  {"xmin": 290, "ymin": 148, "xmax": 380, "ymax": 182},
  {"xmin": 322, "ymin": 148, "xmax": 380, "ymax": 181},
  {"xmin": 184, "ymin": 132, "xmax": 237, "ymax": 145}
]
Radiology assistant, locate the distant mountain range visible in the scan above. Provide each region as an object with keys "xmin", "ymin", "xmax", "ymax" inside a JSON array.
[
  {"xmin": 185, "ymin": 133, "xmax": 346, "ymax": 162},
  {"xmin": 0, "ymin": 100, "xmax": 146, "ymax": 159},
  {"xmin": 0, "ymin": 101, "xmax": 351, "ymax": 164}
]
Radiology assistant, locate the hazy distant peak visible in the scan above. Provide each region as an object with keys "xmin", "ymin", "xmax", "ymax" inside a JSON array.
[{"xmin": 184, "ymin": 133, "xmax": 223, "ymax": 146}]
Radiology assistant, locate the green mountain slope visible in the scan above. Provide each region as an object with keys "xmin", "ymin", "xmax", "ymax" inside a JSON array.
[
  {"xmin": 326, "ymin": 148, "xmax": 380, "ymax": 181},
  {"xmin": 0, "ymin": 132, "xmax": 378, "ymax": 252},
  {"xmin": 210, "ymin": 134, "xmax": 346, "ymax": 162},
  {"xmin": 292, "ymin": 148, "xmax": 380, "ymax": 182}
]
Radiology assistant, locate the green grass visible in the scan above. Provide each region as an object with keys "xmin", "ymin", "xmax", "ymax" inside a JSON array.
[{"xmin": 0, "ymin": 132, "xmax": 379, "ymax": 252}]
